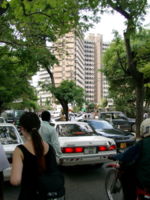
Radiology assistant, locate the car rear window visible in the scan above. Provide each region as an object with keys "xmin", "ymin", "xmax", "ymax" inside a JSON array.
[
  {"xmin": 0, "ymin": 126, "xmax": 19, "ymax": 144},
  {"xmin": 56, "ymin": 124, "xmax": 95, "ymax": 137},
  {"xmin": 89, "ymin": 121, "xmax": 113, "ymax": 129}
]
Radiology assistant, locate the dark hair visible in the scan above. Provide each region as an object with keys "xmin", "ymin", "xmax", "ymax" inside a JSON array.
[
  {"xmin": 41, "ymin": 110, "xmax": 51, "ymax": 121},
  {"xmin": 19, "ymin": 112, "xmax": 45, "ymax": 172}
]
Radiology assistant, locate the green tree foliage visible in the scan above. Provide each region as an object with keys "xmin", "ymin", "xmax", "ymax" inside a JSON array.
[
  {"xmin": 103, "ymin": 30, "xmax": 150, "ymax": 117},
  {"xmin": 0, "ymin": 44, "xmax": 45, "ymax": 112},
  {"xmin": 42, "ymin": 80, "xmax": 85, "ymax": 120}
]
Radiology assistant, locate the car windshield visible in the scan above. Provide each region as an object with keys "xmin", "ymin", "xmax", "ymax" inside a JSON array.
[
  {"xmin": 89, "ymin": 121, "xmax": 113, "ymax": 130},
  {"xmin": 0, "ymin": 118, "xmax": 5, "ymax": 123},
  {"xmin": 56, "ymin": 124, "xmax": 95, "ymax": 137},
  {"xmin": 0, "ymin": 126, "xmax": 19, "ymax": 144}
]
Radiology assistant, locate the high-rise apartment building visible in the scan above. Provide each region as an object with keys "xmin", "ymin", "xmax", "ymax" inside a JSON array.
[
  {"xmin": 52, "ymin": 31, "xmax": 85, "ymax": 89},
  {"xmin": 36, "ymin": 32, "xmax": 110, "ymax": 107},
  {"xmin": 84, "ymin": 34, "xmax": 103, "ymax": 104},
  {"xmin": 36, "ymin": 31, "xmax": 85, "ymax": 106},
  {"xmin": 102, "ymin": 42, "xmax": 114, "ymax": 107}
]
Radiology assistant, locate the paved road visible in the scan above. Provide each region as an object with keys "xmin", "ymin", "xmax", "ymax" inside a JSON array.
[{"xmin": 4, "ymin": 164, "xmax": 115, "ymax": 200}]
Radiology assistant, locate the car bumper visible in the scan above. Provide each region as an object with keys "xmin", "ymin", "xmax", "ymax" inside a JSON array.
[
  {"xmin": 59, "ymin": 151, "xmax": 116, "ymax": 166},
  {"xmin": 116, "ymin": 140, "xmax": 135, "ymax": 152}
]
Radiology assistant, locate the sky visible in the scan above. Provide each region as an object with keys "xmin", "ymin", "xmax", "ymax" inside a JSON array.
[{"xmin": 86, "ymin": 8, "xmax": 150, "ymax": 42}]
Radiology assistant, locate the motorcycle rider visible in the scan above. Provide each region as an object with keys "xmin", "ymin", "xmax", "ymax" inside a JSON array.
[{"xmin": 109, "ymin": 118, "xmax": 150, "ymax": 200}]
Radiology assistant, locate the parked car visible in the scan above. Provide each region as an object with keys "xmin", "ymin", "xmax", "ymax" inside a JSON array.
[
  {"xmin": 79, "ymin": 119, "xmax": 136, "ymax": 152},
  {"xmin": 1, "ymin": 110, "xmax": 25, "ymax": 125},
  {"xmin": 50, "ymin": 121, "xmax": 116, "ymax": 166},
  {"xmin": 0, "ymin": 123, "xmax": 23, "ymax": 180},
  {"xmin": 0, "ymin": 117, "xmax": 6, "ymax": 123},
  {"xmin": 99, "ymin": 111, "xmax": 136, "ymax": 132}
]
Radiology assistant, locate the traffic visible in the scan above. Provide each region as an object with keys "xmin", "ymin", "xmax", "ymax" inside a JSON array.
[{"xmin": 1, "ymin": 110, "xmax": 150, "ymax": 200}]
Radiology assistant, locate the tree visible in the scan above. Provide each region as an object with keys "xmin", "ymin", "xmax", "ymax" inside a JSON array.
[
  {"xmin": 42, "ymin": 80, "xmax": 85, "ymax": 120},
  {"xmin": 103, "ymin": 30, "xmax": 150, "ymax": 118},
  {"xmin": 0, "ymin": 45, "xmax": 40, "ymax": 112}
]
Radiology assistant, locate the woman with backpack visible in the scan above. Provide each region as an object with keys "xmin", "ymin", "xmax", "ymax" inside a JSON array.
[{"xmin": 10, "ymin": 112, "xmax": 64, "ymax": 200}]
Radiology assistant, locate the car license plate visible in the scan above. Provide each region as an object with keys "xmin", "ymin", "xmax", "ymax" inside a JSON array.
[
  {"xmin": 120, "ymin": 143, "xmax": 126, "ymax": 149},
  {"xmin": 84, "ymin": 147, "xmax": 96, "ymax": 154}
]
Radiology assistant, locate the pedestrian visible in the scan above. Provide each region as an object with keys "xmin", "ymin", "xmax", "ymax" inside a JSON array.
[
  {"xmin": 0, "ymin": 143, "xmax": 9, "ymax": 200},
  {"xmin": 39, "ymin": 110, "xmax": 62, "ymax": 157},
  {"xmin": 143, "ymin": 112, "xmax": 148, "ymax": 119},
  {"xmin": 10, "ymin": 112, "xmax": 63, "ymax": 200}
]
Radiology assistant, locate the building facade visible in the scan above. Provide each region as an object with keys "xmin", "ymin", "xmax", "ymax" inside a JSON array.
[
  {"xmin": 84, "ymin": 34, "xmax": 103, "ymax": 104},
  {"xmin": 36, "ymin": 32, "xmax": 111, "ymax": 107},
  {"xmin": 52, "ymin": 31, "xmax": 85, "ymax": 89}
]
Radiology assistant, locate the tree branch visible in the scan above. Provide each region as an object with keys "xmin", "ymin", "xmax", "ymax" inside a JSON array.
[
  {"xmin": 45, "ymin": 65, "xmax": 55, "ymax": 87},
  {"xmin": 116, "ymin": 50, "xmax": 129, "ymax": 74},
  {"xmin": 107, "ymin": 0, "xmax": 131, "ymax": 19}
]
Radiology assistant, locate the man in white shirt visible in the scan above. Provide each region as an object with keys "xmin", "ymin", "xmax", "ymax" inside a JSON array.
[{"xmin": 39, "ymin": 111, "xmax": 62, "ymax": 157}]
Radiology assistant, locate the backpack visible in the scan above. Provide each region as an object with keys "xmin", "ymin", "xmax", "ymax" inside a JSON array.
[{"xmin": 37, "ymin": 170, "xmax": 65, "ymax": 200}]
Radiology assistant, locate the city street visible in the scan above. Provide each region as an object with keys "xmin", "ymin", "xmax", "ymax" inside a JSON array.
[{"xmin": 4, "ymin": 164, "xmax": 111, "ymax": 200}]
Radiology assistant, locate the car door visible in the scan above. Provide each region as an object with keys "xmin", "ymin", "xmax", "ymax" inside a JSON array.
[{"xmin": 112, "ymin": 113, "xmax": 130, "ymax": 130}]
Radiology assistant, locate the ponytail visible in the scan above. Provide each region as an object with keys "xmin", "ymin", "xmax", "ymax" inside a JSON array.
[
  {"xmin": 19, "ymin": 112, "xmax": 46, "ymax": 173},
  {"xmin": 31, "ymin": 129, "xmax": 46, "ymax": 173}
]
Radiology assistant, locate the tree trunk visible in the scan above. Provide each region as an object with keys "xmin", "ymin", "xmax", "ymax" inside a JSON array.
[
  {"xmin": 135, "ymin": 79, "xmax": 144, "ymax": 137},
  {"xmin": 0, "ymin": 101, "xmax": 4, "ymax": 114},
  {"xmin": 60, "ymin": 101, "xmax": 69, "ymax": 121},
  {"xmin": 63, "ymin": 103, "xmax": 69, "ymax": 121}
]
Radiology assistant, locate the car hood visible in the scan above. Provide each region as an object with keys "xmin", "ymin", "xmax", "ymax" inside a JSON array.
[
  {"xmin": 59, "ymin": 135, "xmax": 115, "ymax": 147},
  {"xmin": 95, "ymin": 128, "xmax": 133, "ymax": 138}
]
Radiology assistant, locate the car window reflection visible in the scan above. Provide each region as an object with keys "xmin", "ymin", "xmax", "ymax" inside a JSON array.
[
  {"xmin": 56, "ymin": 124, "xmax": 94, "ymax": 137},
  {"xmin": 0, "ymin": 126, "xmax": 18, "ymax": 144}
]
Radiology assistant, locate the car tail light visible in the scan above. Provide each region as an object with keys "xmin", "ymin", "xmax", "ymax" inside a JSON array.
[
  {"xmin": 62, "ymin": 147, "xmax": 74, "ymax": 153},
  {"xmin": 61, "ymin": 147, "xmax": 84, "ymax": 153},
  {"xmin": 98, "ymin": 146, "xmax": 107, "ymax": 151},
  {"xmin": 75, "ymin": 147, "xmax": 84, "ymax": 153},
  {"xmin": 108, "ymin": 145, "xmax": 116, "ymax": 150}
]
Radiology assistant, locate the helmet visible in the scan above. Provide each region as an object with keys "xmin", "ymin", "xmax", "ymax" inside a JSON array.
[{"xmin": 140, "ymin": 118, "xmax": 150, "ymax": 138}]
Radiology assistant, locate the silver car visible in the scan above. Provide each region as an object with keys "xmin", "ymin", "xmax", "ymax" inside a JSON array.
[{"xmin": 0, "ymin": 123, "xmax": 23, "ymax": 180}]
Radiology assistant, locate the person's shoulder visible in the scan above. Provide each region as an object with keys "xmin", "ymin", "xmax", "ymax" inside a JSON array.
[{"xmin": 13, "ymin": 145, "xmax": 24, "ymax": 157}]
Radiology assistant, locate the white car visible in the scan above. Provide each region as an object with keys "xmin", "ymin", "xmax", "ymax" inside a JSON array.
[
  {"xmin": 0, "ymin": 123, "xmax": 23, "ymax": 180},
  {"xmin": 50, "ymin": 121, "xmax": 117, "ymax": 166}
]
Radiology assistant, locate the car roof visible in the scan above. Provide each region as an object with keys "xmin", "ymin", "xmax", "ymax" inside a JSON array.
[
  {"xmin": 81, "ymin": 119, "xmax": 110, "ymax": 123},
  {"xmin": 100, "ymin": 111, "xmax": 123, "ymax": 114},
  {"xmin": 52, "ymin": 121, "xmax": 89, "ymax": 125},
  {"xmin": 0, "ymin": 123, "xmax": 16, "ymax": 127}
]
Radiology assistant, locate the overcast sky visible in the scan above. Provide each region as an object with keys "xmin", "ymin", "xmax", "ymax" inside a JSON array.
[{"xmin": 86, "ymin": 8, "xmax": 150, "ymax": 42}]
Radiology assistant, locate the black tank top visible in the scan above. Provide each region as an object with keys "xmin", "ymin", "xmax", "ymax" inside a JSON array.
[{"xmin": 17, "ymin": 144, "xmax": 58, "ymax": 200}]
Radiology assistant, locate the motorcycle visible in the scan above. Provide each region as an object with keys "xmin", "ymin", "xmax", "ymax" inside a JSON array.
[{"xmin": 104, "ymin": 162, "xmax": 150, "ymax": 200}]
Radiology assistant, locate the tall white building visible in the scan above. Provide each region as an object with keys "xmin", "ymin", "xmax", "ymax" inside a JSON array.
[
  {"xmin": 52, "ymin": 31, "xmax": 85, "ymax": 89},
  {"xmin": 35, "ymin": 32, "xmax": 111, "ymax": 107},
  {"xmin": 102, "ymin": 42, "xmax": 114, "ymax": 107},
  {"xmin": 36, "ymin": 31, "xmax": 85, "ymax": 106},
  {"xmin": 84, "ymin": 34, "xmax": 103, "ymax": 104}
]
